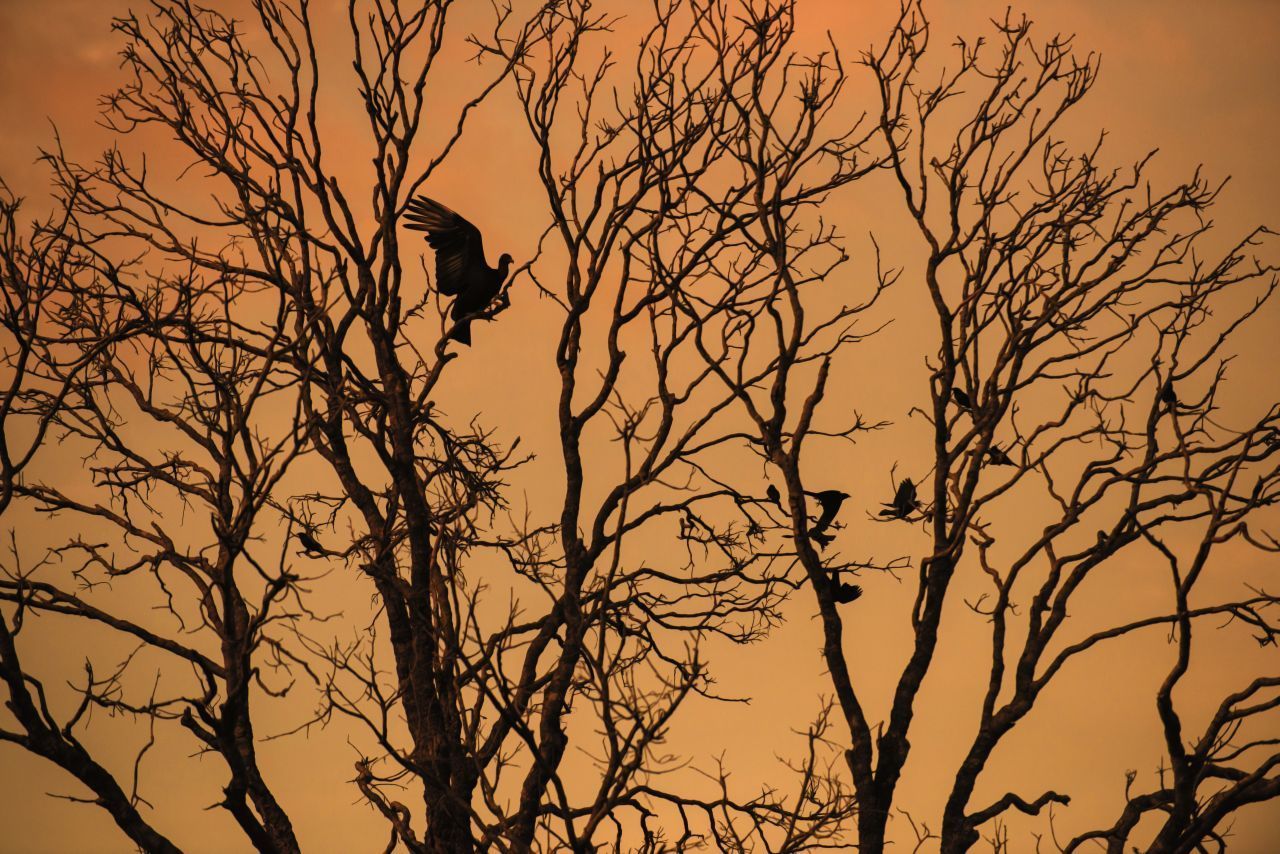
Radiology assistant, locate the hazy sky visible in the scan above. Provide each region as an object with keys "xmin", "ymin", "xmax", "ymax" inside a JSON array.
[{"xmin": 1, "ymin": 1, "xmax": 1278, "ymax": 851}]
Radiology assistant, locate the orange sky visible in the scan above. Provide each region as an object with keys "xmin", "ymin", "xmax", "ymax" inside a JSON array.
[{"xmin": 1, "ymin": 1, "xmax": 1279, "ymax": 852}]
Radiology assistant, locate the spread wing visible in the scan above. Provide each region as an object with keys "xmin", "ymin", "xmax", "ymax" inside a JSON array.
[
  {"xmin": 893, "ymin": 479, "xmax": 915, "ymax": 507},
  {"xmin": 403, "ymin": 196, "xmax": 486, "ymax": 296}
]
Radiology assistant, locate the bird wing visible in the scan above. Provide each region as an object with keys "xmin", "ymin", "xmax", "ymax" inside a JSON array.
[{"xmin": 403, "ymin": 196, "xmax": 486, "ymax": 297}]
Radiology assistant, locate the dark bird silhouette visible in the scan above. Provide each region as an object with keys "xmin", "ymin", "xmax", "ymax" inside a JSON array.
[
  {"xmin": 951, "ymin": 387, "xmax": 974, "ymax": 411},
  {"xmin": 809, "ymin": 530, "xmax": 835, "ymax": 550},
  {"xmin": 987, "ymin": 446, "xmax": 1015, "ymax": 466},
  {"xmin": 1160, "ymin": 380, "xmax": 1178, "ymax": 410},
  {"xmin": 879, "ymin": 478, "xmax": 919, "ymax": 520},
  {"xmin": 807, "ymin": 489, "xmax": 850, "ymax": 536},
  {"xmin": 404, "ymin": 195, "xmax": 512, "ymax": 346},
  {"xmin": 833, "ymin": 582, "xmax": 863, "ymax": 604},
  {"xmin": 297, "ymin": 530, "xmax": 330, "ymax": 557},
  {"xmin": 766, "ymin": 483, "xmax": 782, "ymax": 506}
]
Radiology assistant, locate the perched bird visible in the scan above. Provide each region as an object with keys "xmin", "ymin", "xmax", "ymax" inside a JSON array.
[
  {"xmin": 807, "ymin": 490, "xmax": 850, "ymax": 536},
  {"xmin": 951, "ymin": 387, "xmax": 974, "ymax": 411},
  {"xmin": 766, "ymin": 483, "xmax": 782, "ymax": 506},
  {"xmin": 1160, "ymin": 380, "xmax": 1178, "ymax": 410},
  {"xmin": 879, "ymin": 478, "xmax": 919, "ymax": 520},
  {"xmin": 403, "ymin": 195, "xmax": 512, "ymax": 346},
  {"xmin": 833, "ymin": 582, "xmax": 863, "ymax": 604},
  {"xmin": 987, "ymin": 446, "xmax": 1015, "ymax": 466},
  {"xmin": 297, "ymin": 530, "xmax": 330, "ymax": 557}
]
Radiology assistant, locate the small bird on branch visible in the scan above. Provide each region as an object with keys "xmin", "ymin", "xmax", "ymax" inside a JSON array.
[
  {"xmin": 404, "ymin": 195, "xmax": 512, "ymax": 346},
  {"xmin": 296, "ymin": 530, "xmax": 333, "ymax": 558}
]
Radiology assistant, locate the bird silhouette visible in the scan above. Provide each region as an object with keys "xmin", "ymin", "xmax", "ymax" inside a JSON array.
[
  {"xmin": 951, "ymin": 387, "xmax": 974, "ymax": 411},
  {"xmin": 833, "ymin": 582, "xmax": 863, "ymax": 604},
  {"xmin": 1160, "ymin": 380, "xmax": 1178, "ymax": 410},
  {"xmin": 766, "ymin": 483, "xmax": 781, "ymax": 506},
  {"xmin": 404, "ymin": 195, "xmax": 512, "ymax": 346},
  {"xmin": 297, "ymin": 530, "xmax": 330, "ymax": 557},
  {"xmin": 809, "ymin": 530, "xmax": 835, "ymax": 550},
  {"xmin": 879, "ymin": 478, "xmax": 919, "ymax": 520},
  {"xmin": 807, "ymin": 490, "xmax": 850, "ymax": 537},
  {"xmin": 987, "ymin": 446, "xmax": 1015, "ymax": 466}
]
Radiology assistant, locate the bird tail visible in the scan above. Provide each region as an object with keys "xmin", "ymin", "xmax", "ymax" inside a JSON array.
[{"xmin": 449, "ymin": 318, "xmax": 473, "ymax": 346}]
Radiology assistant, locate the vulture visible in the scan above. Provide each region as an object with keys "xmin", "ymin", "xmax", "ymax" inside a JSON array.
[
  {"xmin": 879, "ymin": 478, "xmax": 919, "ymax": 520},
  {"xmin": 404, "ymin": 195, "xmax": 512, "ymax": 345}
]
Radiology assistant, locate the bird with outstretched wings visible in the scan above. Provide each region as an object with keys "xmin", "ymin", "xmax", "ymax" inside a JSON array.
[
  {"xmin": 879, "ymin": 477, "xmax": 919, "ymax": 520},
  {"xmin": 404, "ymin": 196, "xmax": 512, "ymax": 345}
]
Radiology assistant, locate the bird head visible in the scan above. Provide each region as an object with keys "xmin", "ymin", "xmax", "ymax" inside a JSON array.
[{"xmin": 498, "ymin": 253, "xmax": 514, "ymax": 278}]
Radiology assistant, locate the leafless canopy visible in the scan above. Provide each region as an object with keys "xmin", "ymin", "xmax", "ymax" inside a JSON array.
[{"xmin": 0, "ymin": 1, "xmax": 1276, "ymax": 852}]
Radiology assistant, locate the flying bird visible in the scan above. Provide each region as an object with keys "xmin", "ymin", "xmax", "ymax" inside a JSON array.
[
  {"xmin": 404, "ymin": 195, "xmax": 512, "ymax": 346},
  {"xmin": 987, "ymin": 446, "xmax": 1015, "ymax": 466},
  {"xmin": 879, "ymin": 478, "xmax": 919, "ymax": 520},
  {"xmin": 807, "ymin": 489, "xmax": 850, "ymax": 536}
]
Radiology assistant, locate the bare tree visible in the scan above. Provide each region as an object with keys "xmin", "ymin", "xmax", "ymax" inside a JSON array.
[
  {"xmin": 2, "ymin": 1, "xmax": 1277, "ymax": 852},
  {"xmin": 0, "ymin": 184, "xmax": 193, "ymax": 854},
  {"xmin": 676, "ymin": 3, "xmax": 1280, "ymax": 851},
  {"xmin": 1, "ymin": 0, "xmax": 870, "ymax": 851}
]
